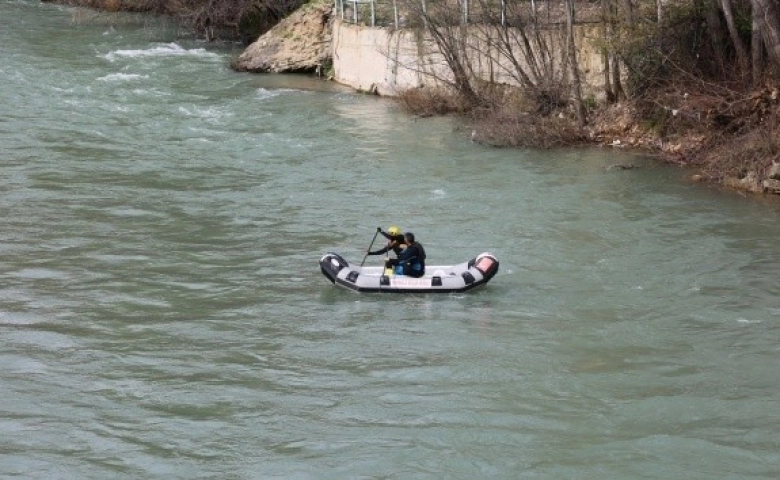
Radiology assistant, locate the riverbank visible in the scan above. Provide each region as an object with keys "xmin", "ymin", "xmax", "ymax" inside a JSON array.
[
  {"xmin": 238, "ymin": 2, "xmax": 780, "ymax": 196},
  {"xmin": 381, "ymin": 67, "xmax": 780, "ymax": 195},
  {"xmin": 585, "ymin": 85, "xmax": 780, "ymax": 194},
  {"xmin": 45, "ymin": 0, "xmax": 780, "ymax": 195}
]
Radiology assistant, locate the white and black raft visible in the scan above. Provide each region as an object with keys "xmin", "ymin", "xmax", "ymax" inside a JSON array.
[{"xmin": 319, "ymin": 252, "xmax": 499, "ymax": 293}]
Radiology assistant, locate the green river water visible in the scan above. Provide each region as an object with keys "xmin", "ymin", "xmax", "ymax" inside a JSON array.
[{"xmin": 1, "ymin": 1, "xmax": 779, "ymax": 478}]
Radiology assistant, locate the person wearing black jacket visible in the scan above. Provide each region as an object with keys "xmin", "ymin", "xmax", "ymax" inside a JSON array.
[
  {"xmin": 366, "ymin": 226, "xmax": 407, "ymax": 269},
  {"xmin": 388, "ymin": 232, "xmax": 426, "ymax": 277}
]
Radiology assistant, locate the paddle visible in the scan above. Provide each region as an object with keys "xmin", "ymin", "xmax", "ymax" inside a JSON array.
[{"xmin": 359, "ymin": 227, "xmax": 381, "ymax": 267}]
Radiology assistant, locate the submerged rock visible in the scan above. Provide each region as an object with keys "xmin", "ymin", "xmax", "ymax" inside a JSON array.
[{"xmin": 605, "ymin": 163, "xmax": 637, "ymax": 171}]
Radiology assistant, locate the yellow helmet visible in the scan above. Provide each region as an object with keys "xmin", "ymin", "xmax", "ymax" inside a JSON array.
[{"xmin": 387, "ymin": 226, "xmax": 401, "ymax": 236}]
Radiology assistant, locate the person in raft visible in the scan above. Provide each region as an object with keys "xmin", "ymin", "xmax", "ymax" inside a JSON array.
[
  {"xmin": 387, "ymin": 232, "xmax": 426, "ymax": 277},
  {"xmin": 366, "ymin": 226, "xmax": 407, "ymax": 268}
]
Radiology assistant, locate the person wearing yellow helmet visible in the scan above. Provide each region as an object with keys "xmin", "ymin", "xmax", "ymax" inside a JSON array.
[{"xmin": 366, "ymin": 226, "xmax": 407, "ymax": 266}]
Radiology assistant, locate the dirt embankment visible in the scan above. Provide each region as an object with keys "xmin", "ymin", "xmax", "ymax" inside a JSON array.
[{"xmin": 586, "ymin": 86, "xmax": 780, "ymax": 194}]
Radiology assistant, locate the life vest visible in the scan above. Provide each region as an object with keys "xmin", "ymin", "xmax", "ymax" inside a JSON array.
[{"xmin": 396, "ymin": 242, "xmax": 425, "ymax": 276}]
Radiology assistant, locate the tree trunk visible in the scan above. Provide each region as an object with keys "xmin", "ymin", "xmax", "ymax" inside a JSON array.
[
  {"xmin": 623, "ymin": 0, "xmax": 635, "ymax": 26},
  {"xmin": 609, "ymin": 0, "xmax": 626, "ymax": 100},
  {"xmin": 600, "ymin": 0, "xmax": 616, "ymax": 103},
  {"xmin": 565, "ymin": 0, "xmax": 587, "ymax": 125},
  {"xmin": 611, "ymin": 55, "xmax": 625, "ymax": 100},
  {"xmin": 602, "ymin": 50, "xmax": 616, "ymax": 103},
  {"xmin": 720, "ymin": 0, "xmax": 750, "ymax": 80},
  {"xmin": 703, "ymin": 0, "xmax": 727, "ymax": 72},
  {"xmin": 751, "ymin": 0, "xmax": 780, "ymax": 74},
  {"xmin": 752, "ymin": 6, "xmax": 765, "ymax": 85}
]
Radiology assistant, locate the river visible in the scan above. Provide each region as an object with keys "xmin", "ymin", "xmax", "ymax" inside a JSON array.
[{"xmin": 1, "ymin": 1, "xmax": 779, "ymax": 478}]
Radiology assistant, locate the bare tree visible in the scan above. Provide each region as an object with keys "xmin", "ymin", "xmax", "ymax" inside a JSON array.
[
  {"xmin": 703, "ymin": 0, "xmax": 728, "ymax": 73},
  {"xmin": 751, "ymin": 0, "xmax": 780, "ymax": 74},
  {"xmin": 394, "ymin": 0, "xmax": 590, "ymax": 117},
  {"xmin": 161, "ymin": 0, "xmax": 305, "ymax": 42},
  {"xmin": 396, "ymin": 0, "xmax": 481, "ymax": 106},
  {"xmin": 751, "ymin": 1, "xmax": 765, "ymax": 83},
  {"xmin": 720, "ymin": 0, "xmax": 750, "ymax": 80},
  {"xmin": 623, "ymin": 0, "xmax": 635, "ymax": 24},
  {"xmin": 600, "ymin": 0, "xmax": 626, "ymax": 102},
  {"xmin": 472, "ymin": 0, "xmax": 571, "ymax": 108},
  {"xmin": 565, "ymin": 0, "xmax": 587, "ymax": 124}
]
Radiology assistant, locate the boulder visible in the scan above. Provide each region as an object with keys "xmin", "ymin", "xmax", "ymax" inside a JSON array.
[
  {"xmin": 233, "ymin": 2, "xmax": 332, "ymax": 73},
  {"xmin": 763, "ymin": 178, "xmax": 780, "ymax": 194},
  {"xmin": 767, "ymin": 161, "xmax": 780, "ymax": 180},
  {"xmin": 724, "ymin": 172, "xmax": 764, "ymax": 194}
]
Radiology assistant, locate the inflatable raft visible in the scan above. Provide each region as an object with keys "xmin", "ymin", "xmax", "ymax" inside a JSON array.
[{"xmin": 319, "ymin": 252, "xmax": 499, "ymax": 293}]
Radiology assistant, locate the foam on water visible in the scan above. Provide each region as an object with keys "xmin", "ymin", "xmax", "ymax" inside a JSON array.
[
  {"xmin": 736, "ymin": 318, "xmax": 762, "ymax": 324},
  {"xmin": 97, "ymin": 72, "xmax": 149, "ymax": 82},
  {"xmin": 102, "ymin": 42, "xmax": 221, "ymax": 62},
  {"xmin": 177, "ymin": 105, "xmax": 232, "ymax": 122},
  {"xmin": 255, "ymin": 87, "xmax": 307, "ymax": 101}
]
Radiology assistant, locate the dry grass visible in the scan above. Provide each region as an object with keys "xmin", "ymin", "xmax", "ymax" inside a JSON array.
[
  {"xmin": 470, "ymin": 109, "xmax": 588, "ymax": 149},
  {"xmin": 634, "ymin": 82, "xmax": 780, "ymax": 182},
  {"xmin": 395, "ymin": 86, "xmax": 473, "ymax": 116},
  {"xmin": 696, "ymin": 121, "xmax": 780, "ymax": 181},
  {"xmin": 396, "ymin": 83, "xmax": 587, "ymax": 148}
]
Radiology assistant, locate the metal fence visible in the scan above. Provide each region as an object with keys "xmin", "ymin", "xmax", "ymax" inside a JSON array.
[
  {"xmin": 334, "ymin": 0, "xmax": 520, "ymax": 29},
  {"xmin": 335, "ymin": 0, "xmax": 397, "ymax": 28},
  {"xmin": 334, "ymin": 0, "xmax": 589, "ymax": 29}
]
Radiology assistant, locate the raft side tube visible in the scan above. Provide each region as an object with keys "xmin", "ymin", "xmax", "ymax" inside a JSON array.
[
  {"xmin": 474, "ymin": 253, "xmax": 499, "ymax": 278},
  {"xmin": 320, "ymin": 252, "xmax": 349, "ymax": 284}
]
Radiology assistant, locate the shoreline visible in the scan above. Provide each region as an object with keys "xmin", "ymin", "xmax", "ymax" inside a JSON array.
[{"xmin": 44, "ymin": 0, "xmax": 780, "ymax": 197}]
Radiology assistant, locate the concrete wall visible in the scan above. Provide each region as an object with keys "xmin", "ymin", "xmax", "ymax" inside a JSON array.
[{"xmin": 331, "ymin": 18, "xmax": 607, "ymax": 98}]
